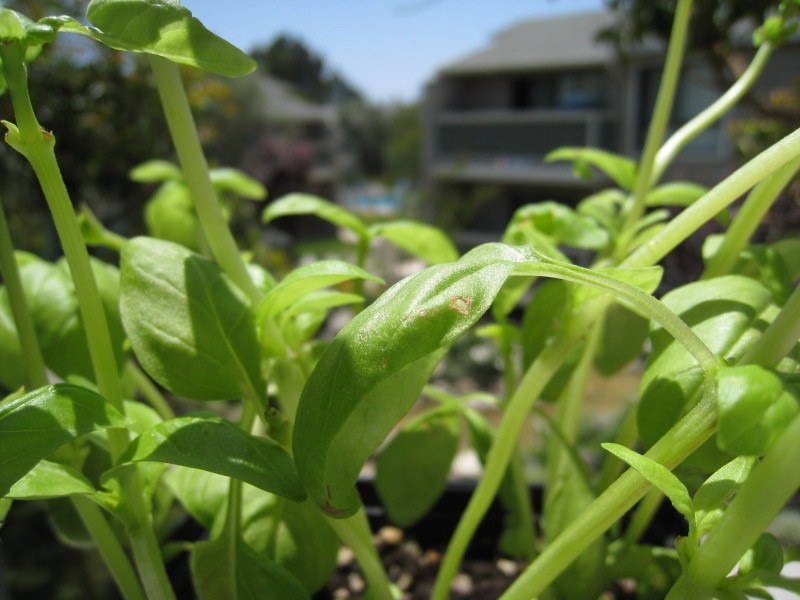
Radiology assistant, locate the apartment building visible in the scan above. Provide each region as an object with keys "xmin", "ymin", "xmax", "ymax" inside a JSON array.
[{"xmin": 422, "ymin": 11, "xmax": 796, "ymax": 238}]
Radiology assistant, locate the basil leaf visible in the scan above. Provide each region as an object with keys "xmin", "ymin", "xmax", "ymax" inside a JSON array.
[
  {"xmin": 262, "ymin": 193, "xmax": 368, "ymax": 239},
  {"xmin": 368, "ymin": 220, "xmax": 459, "ymax": 265},
  {"xmin": 0, "ymin": 384, "xmax": 126, "ymax": 497},
  {"xmin": 7, "ymin": 460, "xmax": 96, "ymax": 500},
  {"xmin": 120, "ymin": 237, "xmax": 265, "ymax": 402},
  {"xmin": 116, "ymin": 414, "xmax": 305, "ymax": 501},
  {"xmin": 375, "ymin": 409, "xmax": 460, "ymax": 527},
  {"xmin": 293, "ymin": 243, "xmax": 540, "ymax": 517},
  {"xmin": 46, "ymin": 0, "xmax": 256, "ymax": 77},
  {"xmin": 546, "ymin": 147, "xmax": 638, "ymax": 191}
]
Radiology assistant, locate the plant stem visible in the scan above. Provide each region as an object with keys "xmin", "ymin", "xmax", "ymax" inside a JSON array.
[
  {"xmin": 126, "ymin": 362, "xmax": 175, "ymax": 420},
  {"xmin": 1, "ymin": 43, "xmax": 175, "ymax": 600},
  {"xmin": 325, "ymin": 508, "xmax": 394, "ymax": 600},
  {"xmin": 619, "ymin": 0, "xmax": 692, "ymax": 238},
  {"xmin": 596, "ymin": 403, "xmax": 638, "ymax": 494},
  {"xmin": 652, "ymin": 42, "xmax": 775, "ymax": 183},
  {"xmin": 703, "ymin": 154, "xmax": 800, "ymax": 279},
  {"xmin": 623, "ymin": 126, "xmax": 800, "ymax": 269},
  {"xmin": 147, "ymin": 56, "xmax": 259, "ymax": 305},
  {"xmin": 500, "ymin": 398, "xmax": 717, "ymax": 600},
  {"xmin": 739, "ymin": 283, "xmax": 800, "ymax": 368},
  {"xmin": 432, "ymin": 335, "xmax": 576, "ymax": 600},
  {"xmin": 0, "ymin": 196, "xmax": 47, "ymax": 389},
  {"xmin": 72, "ymin": 496, "xmax": 147, "ymax": 600},
  {"xmin": 666, "ymin": 414, "xmax": 800, "ymax": 600}
]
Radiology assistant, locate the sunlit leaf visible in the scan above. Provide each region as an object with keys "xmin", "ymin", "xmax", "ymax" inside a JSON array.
[
  {"xmin": 546, "ymin": 147, "xmax": 638, "ymax": 191},
  {"xmin": 368, "ymin": 220, "xmax": 458, "ymax": 265},
  {"xmin": 262, "ymin": 193, "xmax": 368, "ymax": 239},
  {"xmin": 7, "ymin": 460, "xmax": 96, "ymax": 500}
]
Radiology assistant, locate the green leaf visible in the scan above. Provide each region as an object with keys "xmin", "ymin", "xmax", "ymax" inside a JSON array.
[
  {"xmin": 638, "ymin": 276, "xmax": 780, "ymax": 450},
  {"xmin": 130, "ymin": 159, "xmax": 183, "ymax": 183},
  {"xmin": 738, "ymin": 533, "xmax": 785, "ymax": 579},
  {"xmin": 522, "ymin": 279, "xmax": 572, "ymax": 370},
  {"xmin": 279, "ymin": 290, "xmax": 364, "ymax": 323},
  {"xmin": 0, "ymin": 384, "xmax": 126, "ymax": 497},
  {"xmin": 504, "ymin": 201, "xmax": 609, "ymax": 250},
  {"xmin": 546, "ymin": 147, "xmax": 638, "ymax": 191},
  {"xmin": 0, "ymin": 9, "xmax": 30, "ymax": 42},
  {"xmin": 192, "ymin": 535, "xmax": 309, "ymax": 600},
  {"xmin": 577, "ymin": 189, "xmax": 625, "ymax": 235},
  {"xmin": 716, "ymin": 365, "xmax": 799, "ymax": 456},
  {"xmin": 258, "ymin": 260, "xmax": 382, "ymax": 318},
  {"xmin": 117, "ymin": 414, "xmax": 305, "ymax": 501},
  {"xmin": 293, "ymin": 243, "xmax": 540, "ymax": 516},
  {"xmin": 368, "ymin": 220, "xmax": 459, "ymax": 265},
  {"xmin": 244, "ymin": 499, "xmax": 339, "ymax": 594},
  {"xmin": 595, "ymin": 303, "xmax": 650, "ymax": 375},
  {"xmin": 601, "ymin": 443, "xmax": 694, "ymax": 525},
  {"xmin": 45, "ymin": 0, "xmax": 256, "ymax": 77},
  {"xmin": 645, "ymin": 182, "xmax": 709, "ymax": 208},
  {"xmin": 7, "ymin": 460, "xmax": 96, "ymax": 500},
  {"xmin": 210, "ymin": 168, "xmax": 266, "ymax": 200},
  {"xmin": 262, "ymin": 193, "xmax": 368, "ymax": 239},
  {"xmin": 164, "ymin": 466, "xmax": 229, "ymax": 530},
  {"xmin": 693, "ymin": 455, "xmax": 756, "ymax": 534},
  {"xmin": 144, "ymin": 181, "xmax": 199, "ymax": 250},
  {"xmin": 375, "ymin": 409, "xmax": 459, "ymax": 527},
  {"xmin": 120, "ymin": 237, "xmax": 265, "ymax": 402}
]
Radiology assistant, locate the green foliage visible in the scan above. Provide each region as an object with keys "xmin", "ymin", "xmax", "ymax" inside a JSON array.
[
  {"xmin": 0, "ymin": 384, "xmax": 125, "ymax": 496},
  {"xmin": 118, "ymin": 414, "xmax": 305, "ymax": 501},
  {"xmin": 375, "ymin": 409, "xmax": 460, "ymax": 527},
  {"xmin": 120, "ymin": 237, "xmax": 265, "ymax": 402}
]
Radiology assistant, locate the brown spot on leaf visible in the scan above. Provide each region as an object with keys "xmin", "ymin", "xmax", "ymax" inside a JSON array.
[
  {"xmin": 449, "ymin": 295, "xmax": 472, "ymax": 315},
  {"xmin": 418, "ymin": 310, "xmax": 427, "ymax": 318},
  {"xmin": 321, "ymin": 501, "xmax": 350, "ymax": 517}
]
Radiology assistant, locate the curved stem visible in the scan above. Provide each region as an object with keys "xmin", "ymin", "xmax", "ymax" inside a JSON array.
[
  {"xmin": 652, "ymin": 42, "xmax": 775, "ymax": 183},
  {"xmin": 623, "ymin": 126, "xmax": 800, "ymax": 269},
  {"xmin": 527, "ymin": 261, "xmax": 720, "ymax": 375},
  {"xmin": 619, "ymin": 0, "xmax": 693, "ymax": 237},
  {"xmin": 501, "ymin": 398, "xmax": 717, "ymax": 600},
  {"xmin": 667, "ymin": 414, "xmax": 800, "ymax": 600},
  {"xmin": 325, "ymin": 508, "xmax": 394, "ymax": 600},
  {"xmin": 147, "ymin": 56, "xmax": 260, "ymax": 305},
  {"xmin": 703, "ymin": 154, "xmax": 800, "ymax": 279},
  {"xmin": 0, "ymin": 196, "xmax": 47, "ymax": 389}
]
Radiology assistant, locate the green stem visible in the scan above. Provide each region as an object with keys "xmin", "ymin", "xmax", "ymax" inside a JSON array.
[
  {"xmin": 666, "ymin": 414, "xmax": 800, "ymax": 600},
  {"xmin": 500, "ymin": 398, "xmax": 717, "ymax": 600},
  {"xmin": 126, "ymin": 362, "xmax": 175, "ymax": 420},
  {"xmin": 0, "ymin": 195, "xmax": 47, "ymax": 389},
  {"xmin": 432, "ymin": 335, "xmax": 576, "ymax": 600},
  {"xmin": 739, "ymin": 283, "xmax": 800, "ymax": 368},
  {"xmin": 325, "ymin": 508, "xmax": 394, "ymax": 600},
  {"xmin": 147, "ymin": 56, "xmax": 259, "ymax": 305},
  {"xmin": 623, "ymin": 126, "xmax": 800, "ymax": 269},
  {"xmin": 652, "ymin": 42, "xmax": 775, "ymax": 183},
  {"xmin": 619, "ymin": 0, "xmax": 693, "ymax": 238},
  {"xmin": 72, "ymin": 496, "xmax": 147, "ymax": 600},
  {"xmin": 1, "ymin": 43, "xmax": 175, "ymax": 600},
  {"xmin": 703, "ymin": 154, "xmax": 800, "ymax": 279},
  {"xmin": 531, "ymin": 261, "xmax": 720, "ymax": 375}
]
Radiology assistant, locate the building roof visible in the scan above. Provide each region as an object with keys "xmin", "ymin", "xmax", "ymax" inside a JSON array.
[
  {"xmin": 439, "ymin": 11, "xmax": 659, "ymax": 75},
  {"xmin": 236, "ymin": 74, "xmax": 337, "ymax": 124}
]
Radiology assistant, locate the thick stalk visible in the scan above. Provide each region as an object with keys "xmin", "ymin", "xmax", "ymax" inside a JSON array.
[
  {"xmin": 703, "ymin": 155, "xmax": 800, "ymax": 279},
  {"xmin": 1, "ymin": 44, "xmax": 175, "ymax": 600},
  {"xmin": 624, "ymin": 127, "xmax": 800, "ymax": 269},
  {"xmin": 666, "ymin": 414, "xmax": 800, "ymax": 600},
  {"xmin": 619, "ymin": 0, "xmax": 693, "ymax": 237},
  {"xmin": 147, "ymin": 56, "xmax": 259, "ymax": 304},
  {"xmin": 652, "ymin": 42, "xmax": 774, "ymax": 183},
  {"xmin": 0, "ymin": 196, "xmax": 47, "ymax": 389},
  {"xmin": 500, "ymin": 398, "xmax": 717, "ymax": 600},
  {"xmin": 325, "ymin": 508, "xmax": 394, "ymax": 600}
]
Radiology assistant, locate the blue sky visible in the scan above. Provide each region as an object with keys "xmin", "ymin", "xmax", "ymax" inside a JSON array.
[{"xmin": 182, "ymin": 0, "xmax": 605, "ymax": 103}]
